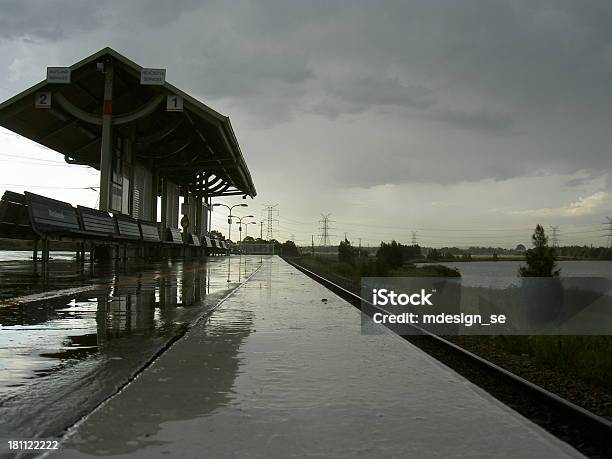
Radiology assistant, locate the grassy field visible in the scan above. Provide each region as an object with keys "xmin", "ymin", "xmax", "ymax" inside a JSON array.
[
  {"xmin": 293, "ymin": 254, "xmax": 460, "ymax": 291},
  {"xmin": 492, "ymin": 335, "xmax": 612, "ymax": 389}
]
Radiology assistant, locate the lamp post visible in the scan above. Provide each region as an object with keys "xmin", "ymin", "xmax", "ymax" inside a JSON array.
[
  {"xmin": 212, "ymin": 203, "xmax": 248, "ymax": 244},
  {"xmin": 243, "ymin": 221, "xmax": 257, "ymax": 240},
  {"xmin": 235, "ymin": 215, "xmax": 255, "ymax": 245},
  {"xmin": 241, "ymin": 221, "xmax": 258, "ymax": 255}
]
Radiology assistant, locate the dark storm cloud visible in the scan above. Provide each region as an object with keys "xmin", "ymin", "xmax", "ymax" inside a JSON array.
[
  {"xmin": 1, "ymin": 0, "xmax": 611, "ymax": 188},
  {"xmin": 0, "ymin": 1, "xmax": 100, "ymax": 41},
  {"xmin": 431, "ymin": 109, "xmax": 514, "ymax": 135},
  {"xmin": 325, "ymin": 77, "xmax": 435, "ymax": 111}
]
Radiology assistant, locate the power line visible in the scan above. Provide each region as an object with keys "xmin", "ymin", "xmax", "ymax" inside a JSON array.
[
  {"xmin": 0, "ymin": 183, "xmax": 99, "ymax": 190},
  {"xmin": 0, "ymin": 152, "xmax": 67, "ymax": 163},
  {"xmin": 0, "ymin": 158, "xmax": 91, "ymax": 168}
]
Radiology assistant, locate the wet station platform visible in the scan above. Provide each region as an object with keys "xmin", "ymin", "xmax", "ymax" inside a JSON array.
[
  {"xmin": 54, "ymin": 256, "xmax": 579, "ymax": 458},
  {"xmin": 0, "ymin": 253, "xmax": 261, "ymax": 444}
]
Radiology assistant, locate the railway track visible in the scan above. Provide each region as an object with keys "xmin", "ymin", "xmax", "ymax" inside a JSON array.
[{"xmin": 284, "ymin": 258, "xmax": 612, "ymax": 458}]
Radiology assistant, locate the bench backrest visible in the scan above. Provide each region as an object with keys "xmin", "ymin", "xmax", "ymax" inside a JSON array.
[
  {"xmin": 76, "ymin": 206, "xmax": 116, "ymax": 238},
  {"xmin": 166, "ymin": 227, "xmax": 184, "ymax": 244},
  {"xmin": 0, "ymin": 191, "xmax": 29, "ymax": 225},
  {"xmin": 139, "ymin": 220, "xmax": 161, "ymax": 242},
  {"xmin": 190, "ymin": 234, "xmax": 201, "ymax": 246},
  {"xmin": 203, "ymin": 236, "xmax": 212, "ymax": 247},
  {"xmin": 1, "ymin": 190, "xmax": 26, "ymax": 206},
  {"xmin": 113, "ymin": 214, "xmax": 141, "ymax": 240},
  {"xmin": 24, "ymin": 192, "xmax": 81, "ymax": 236}
]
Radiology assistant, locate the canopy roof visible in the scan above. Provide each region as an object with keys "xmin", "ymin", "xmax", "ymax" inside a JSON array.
[{"xmin": 0, "ymin": 47, "xmax": 256, "ymax": 198}]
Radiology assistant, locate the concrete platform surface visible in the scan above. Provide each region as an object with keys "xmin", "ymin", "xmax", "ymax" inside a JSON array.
[{"xmin": 58, "ymin": 256, "xmax": 580, "ymax": 458}]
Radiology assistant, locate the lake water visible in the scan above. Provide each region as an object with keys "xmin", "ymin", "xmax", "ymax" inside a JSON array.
[{"xmin": 418, "ymin": 260, "xmax": 612, "ymax": 289}]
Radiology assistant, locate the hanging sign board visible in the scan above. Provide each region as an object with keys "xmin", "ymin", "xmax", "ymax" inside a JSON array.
[
  {"xmin": 140, "ymin": 68, "xmax": 166, "ymax": 85},
  {"xmin": 166, "ymin": 94, "xmax": 183, "ymax": 112},
  {"xmin": 46, "ymin": 67, "xmax": 71, "ymax": 83}
]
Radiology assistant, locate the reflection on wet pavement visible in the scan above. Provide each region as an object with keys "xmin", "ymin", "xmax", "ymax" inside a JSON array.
[
  {"xmin": 59, "ymin": 257, "xmax": 578, "ymax": 459},
  {"xmin": 0, "ymin": 254, "xmax": 265, "ymax": 440}
]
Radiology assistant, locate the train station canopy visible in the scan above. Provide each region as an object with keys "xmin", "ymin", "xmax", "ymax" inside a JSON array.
[{"xmin": 0, "ymin": 47, "xmax": 256, "ymax": 198}]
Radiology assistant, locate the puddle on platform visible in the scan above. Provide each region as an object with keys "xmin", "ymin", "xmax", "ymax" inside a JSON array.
[{"xmin": 0, "ymin": 254, "xmax": 266, "ymax": 439}]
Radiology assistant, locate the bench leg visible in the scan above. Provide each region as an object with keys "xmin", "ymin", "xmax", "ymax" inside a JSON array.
[{"xmin": 41, "ymin": 239, "xmax": 50, "ymax": 278}]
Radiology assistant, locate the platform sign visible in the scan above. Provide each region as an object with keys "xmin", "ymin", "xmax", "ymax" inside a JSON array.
[
  {"xmin": 35, "ymin": 92, "xmax": 51, "ymax": 109},
  {"xmin": 140, "ymin": 68, "xmax": 166, "ymax": 85},
  {"xmin": 166, "ymin": 94, "xmax": 183, "ymax": 112},
  {"xmin": 46, "ymin": 67, "xmax": 71, "ymax": 83}
]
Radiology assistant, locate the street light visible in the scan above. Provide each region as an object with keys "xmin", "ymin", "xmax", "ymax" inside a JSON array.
[
  {"xmin": 236, "ymin": 215, "xmax": 255, "ymax": 242},
  {"xmin": 212, "ymin": 203, "xmax": 248, "ymax": 244},
  {"xmin": 243, "ymin": 221, "xmax": 258, "ymax": 241},
  {"xmin": 240, "ymin": 221, "xmax": 258, "ymax": 255}
]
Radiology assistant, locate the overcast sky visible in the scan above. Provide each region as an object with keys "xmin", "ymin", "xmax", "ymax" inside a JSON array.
[{"xmin": 0, "ymin": 0, "xmax": 610, "ymax": 247}]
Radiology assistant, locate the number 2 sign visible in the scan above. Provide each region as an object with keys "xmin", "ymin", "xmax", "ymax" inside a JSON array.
[{"xmin": 35, "ymin": 92, "xmax": 51, "ymax": 109}]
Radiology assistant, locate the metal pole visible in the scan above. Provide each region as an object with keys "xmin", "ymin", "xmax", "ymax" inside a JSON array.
[
  {"xmin": 99, "ymin": 60, "xmax": 114, "ymax": 211},
  {"xmin": 208, "ymin": 198, "xmax": 212, "ymax": 234}
]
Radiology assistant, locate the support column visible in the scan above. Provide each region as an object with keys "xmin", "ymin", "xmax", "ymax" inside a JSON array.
[
  {"xmin": 122, "ymin": 136, "xmax": 133, "ymax": 216},
  {"xmin": 99, "ymin": 59, "xmax": 114, "ymax": 212},
  {"xmin": 150, "ymin": 169, "xmax": 159, "ymax": 223},
  {"xmin": 161, "ymin": 179, "xmax": 179, "ymax": 241},
  {"xmin": 207, "ymin": 197, "xmax": 212, "ymax": 234},
  {"xmin": 187, "ymin": 190, "xmax": 197, "ymax": 236},
  {"xmin": 161, "ymin": 178, "xmax": 168, "ymax": 239}
]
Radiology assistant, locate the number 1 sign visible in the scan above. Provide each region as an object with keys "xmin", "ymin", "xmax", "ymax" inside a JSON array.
[{"xmin": 166, "ymin": 95, "xmax": 183, "ymax": 112}]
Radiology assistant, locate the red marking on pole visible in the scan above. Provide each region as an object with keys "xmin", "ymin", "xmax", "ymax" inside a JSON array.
[{"xmin": 103, "ymin": 100, "xmax": 112, "ymax": 115}]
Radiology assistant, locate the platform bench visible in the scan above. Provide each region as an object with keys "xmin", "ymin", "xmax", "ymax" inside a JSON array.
[
  {"xmin": 113, "ymin": 214, "xmax": 142, "ymax": 241},
  {"xmin": 139, "ymin": 220, "xmax": 161, "ymax": 243},
  {"xmin": 164, "ymin": 227, "xmax": 184, "ymax": 245},
  {"xmin": 0, "ymin": 191, "xmax": 35, "ymax": 240},
  {"xmin": 184, "ymin": 233, "xmax": 201, "ymax": 247},
  {"xmin": 24, "ymin": 192, "xmax": 91, "ymax": 241},
  {"xmin": 76, "ymin": 206, "xmax": 117, "ymax": 239}
]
